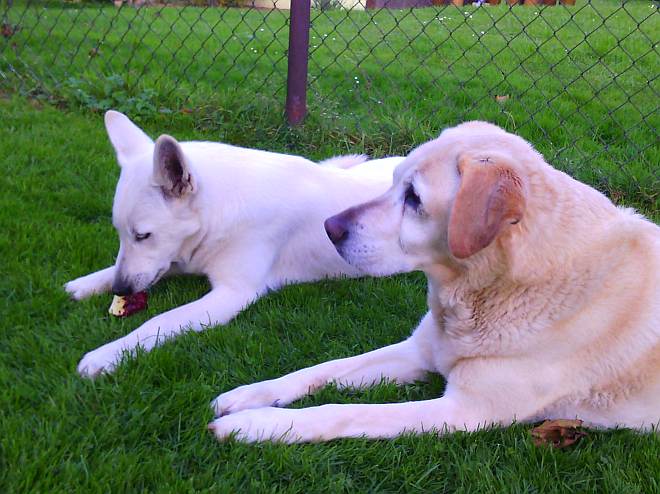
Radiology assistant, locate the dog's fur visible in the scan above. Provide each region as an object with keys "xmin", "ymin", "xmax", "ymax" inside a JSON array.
[
  {"xmin": 208, "ymin": 121, "xmax": 660, "ymax": 442},
  {"xmin": 66, "ymin": 111, "xmax": 402, "ymax": 377}
]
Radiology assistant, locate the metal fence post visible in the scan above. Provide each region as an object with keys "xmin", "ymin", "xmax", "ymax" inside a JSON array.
[{"xmin": 285, "ymin": 0, "xmax": 311, "ymax": 126}]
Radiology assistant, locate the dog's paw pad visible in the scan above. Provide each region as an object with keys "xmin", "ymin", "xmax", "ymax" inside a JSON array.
[
  {"xmin": 211, "ymin": 382, "xmax": 285, "ymax": 417},
  {"xmin": 65, "ymin": 279, "xmax": 92, "ymax": 300},
  {"xmin": 208, "ymin": 408, "xmax": 297, "ymax": 443},
  {"xmin": 77, "ymin": 349, "xmax": 119, "ymax": 378},
  {"xmin": 65, "ymin": 276, "xmax": 107, "ymax": 301}
]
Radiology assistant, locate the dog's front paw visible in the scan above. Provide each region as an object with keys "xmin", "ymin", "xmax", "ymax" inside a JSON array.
[
  {"xmin": 211, "ymin": 380, "xmax": 292, "ymax": 417},
  {"xmin": 77, "ymin": 345, "xmax": 122, "ymax": 378},
  {"xmin": 65, "ymin": 274, "xmax": 107, "ymax": 301},
  {"xmin": 208, "ymin": 408, "xmax": 304, "ymax": 443}
]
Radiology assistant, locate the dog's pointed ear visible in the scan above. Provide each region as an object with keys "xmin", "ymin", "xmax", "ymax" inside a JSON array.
[
  {"xmin": 104, "ymin": 110, "xmax": 154, "ymax": 165},
  {"xmin": 152, "ymin": 134, "xmax": 195, "ymax": 198},
  {"xmin": 448, "ymin": 153, "xmax": 525, "ymax": 259}
]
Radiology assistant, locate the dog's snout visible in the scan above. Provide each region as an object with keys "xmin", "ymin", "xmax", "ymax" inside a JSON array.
[
  {"xmin": 324, "ymin": 215, "xmax": 349, "ymax": 245},
  {"xmin": 112, "ymin": 277, "xmax": 134, "ymax": 296}
]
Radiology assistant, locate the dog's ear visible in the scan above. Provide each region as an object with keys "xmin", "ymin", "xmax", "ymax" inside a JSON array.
[
  {"xmin": 448, "ymin": 153, "xmax": 525, "ymax": 259},
  {"xmin": 152, "ymin": 134, "xmax": 195, "ymax": 198},
  {"xmin": 104, "ymin": 111, "xmax": 154, "ymax": 164}
]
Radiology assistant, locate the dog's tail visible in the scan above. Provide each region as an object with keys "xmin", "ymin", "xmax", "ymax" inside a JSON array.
[{"xmin": 318, "ymin": 154, "xmax": 368, "ymax": 169}]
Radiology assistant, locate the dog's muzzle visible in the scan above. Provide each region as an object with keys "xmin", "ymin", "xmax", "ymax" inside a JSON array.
[{"xmin": 112, "ymin": 277, "xmax": 134, "ymax": 296}]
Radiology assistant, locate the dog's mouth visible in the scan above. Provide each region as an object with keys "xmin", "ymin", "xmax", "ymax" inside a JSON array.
[
  {"xmin": 127, "ymin": 266, "xmax": 168, "ymax": 294},
  {"xmin": 333, "ymin": 243, "xmax": 362, "ymax": 271},
  {"xmin": 148, "ymin": 266, "xmax": 168, "ymax": 288}
]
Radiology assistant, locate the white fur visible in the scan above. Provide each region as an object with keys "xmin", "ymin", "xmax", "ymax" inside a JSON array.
[
  {"xmin": 65, "ymin": 111, "xmax": 402, "ymax": 377},
  {"xmin": 209, "ymin": 121, "xmax": 660, "ymax": 443}
]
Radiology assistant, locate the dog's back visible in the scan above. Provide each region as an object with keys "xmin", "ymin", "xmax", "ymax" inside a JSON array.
[{"xmin": 564, "ymin": 209, "xmax": 660, "ymax": 429}]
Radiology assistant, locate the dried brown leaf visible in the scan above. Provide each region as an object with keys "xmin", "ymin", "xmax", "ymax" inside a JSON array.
[
  {"xmin": 531, "ymin": 419, "xmax": 587, "ymax": 448},
  {"xmin": 1, "ymin": 22, "xmax": 19, "ymax": 39}
]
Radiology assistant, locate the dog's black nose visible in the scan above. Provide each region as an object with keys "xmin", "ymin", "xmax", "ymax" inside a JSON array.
[
  {"xmin": 112, "ymin": 278, "xmax": 134, "ymax": 296},
  {"xmin": 324, "ymin": 215, "xmax": 349, "ymax": 245}
]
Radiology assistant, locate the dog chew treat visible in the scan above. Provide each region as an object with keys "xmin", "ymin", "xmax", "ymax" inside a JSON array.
[{"xmin": 108, "ymin": 292, "xmax": 148, "ymax": 317}]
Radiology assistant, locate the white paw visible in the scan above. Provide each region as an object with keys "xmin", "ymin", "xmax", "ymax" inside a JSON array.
[
  {"xmin": 211, "ymin": 379, "xmax": 292, "ymax": 417},
  {"xmin": 64, "ymin": 276, "xmax": 105, "ymax": 301},
  {"xmin": 77, "ymin": 344, "xmax": 122, "ymax": 378},
  {"xmin": 208, "ymin": 408, "xmax": 304, "ymax": 443}
]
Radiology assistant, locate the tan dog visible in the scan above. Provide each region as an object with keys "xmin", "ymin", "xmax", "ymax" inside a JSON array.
[{"xmin": 208, "ymin": 122, "xmax": 660, "ymax": 442}]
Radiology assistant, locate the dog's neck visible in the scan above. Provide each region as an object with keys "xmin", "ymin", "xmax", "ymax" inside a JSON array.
[
  {"xmin": 424, "ymin": 251, "xmax": 595, "ymax": 353},
  {"xmin": 424, "ymin": 167, "xmax": 621, "ymax": 333},
  {"xmin": 173, "ymin": 216, "xmax": 210, "ymax": 274}
]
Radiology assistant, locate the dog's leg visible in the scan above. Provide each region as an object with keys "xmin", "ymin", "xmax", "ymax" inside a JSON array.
[
  {"xmin": 211, "ymin": 315, "xmax": 437, "ymax": 416},
  {"xmin": 212, "ymin": 339, "xmax": 429, "ymax": 416},
  {"xmin": 209, "ymin": 360, "xmax": 557, "ymax": 443},
  {"xmin": 209, "ymin": 388, "xmax": 495, "ymax": 443},
  {"xmin": 210, "ymin": 344, "xmax": 560, "ymax": 442},
  {"xmin": 65, "ymin": 266, "xmax": 116, "ymax": 300},
  {"xmin": 77, "ymin": 285, "xmax": 263, "ymax": 377}
]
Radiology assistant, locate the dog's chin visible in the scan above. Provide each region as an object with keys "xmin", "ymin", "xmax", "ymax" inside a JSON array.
[{"xmin": 336, "ymin": 245, "xmax": 406, "ymax": 277}]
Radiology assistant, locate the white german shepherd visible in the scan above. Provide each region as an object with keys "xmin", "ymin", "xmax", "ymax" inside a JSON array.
[{"xmin": 65, "ymin": 111, "xmax": 402, "ymax": 378}]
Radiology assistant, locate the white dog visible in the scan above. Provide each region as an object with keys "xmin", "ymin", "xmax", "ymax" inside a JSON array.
[
  {"xmin": 209, "ymin": 121, "xmax": 660, "ymax": 442},
  {"xmin": 65, "ymin": 111, "xmax": 402, "ymax": 378}
]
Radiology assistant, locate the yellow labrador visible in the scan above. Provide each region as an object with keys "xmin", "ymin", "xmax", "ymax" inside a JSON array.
[{"xmin": 209, "ymin": 122, "xmax": 660, "ymax": 442}]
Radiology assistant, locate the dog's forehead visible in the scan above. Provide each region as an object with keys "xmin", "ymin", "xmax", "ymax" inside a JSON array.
[
  {"xmin": 404, "ymin": 135, "xmax": 462, "ymax": 181},
  {"xmin": 392, "ymin": 154, "xmax": 418, "ymax": 183},
  {"xmin": 415, "ymin": 124, "xmax": 527, "ymax": 180},
  {"xmin": 113, "ymin": 168, "xmax": 165, "ymax": 227}
]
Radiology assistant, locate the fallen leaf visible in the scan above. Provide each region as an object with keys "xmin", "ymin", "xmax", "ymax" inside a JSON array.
[
  {"xmin": 531, "ymin": 419, "xmax": 587, "ymax": 448},
  {"xmin": 1, "ymin": 22, "xmax": 18, "ymax": 39},
  {"xmin": 495, "ymin": 95, "xmax": 510, "ymax": 103}
]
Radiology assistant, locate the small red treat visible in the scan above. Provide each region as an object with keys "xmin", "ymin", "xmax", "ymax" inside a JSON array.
[{"xmin": 108, "ymin": 292, "xmax": 148, "ymax": 317}]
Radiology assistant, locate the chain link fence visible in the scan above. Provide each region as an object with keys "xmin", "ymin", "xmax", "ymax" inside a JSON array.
[{"xmin": 1, "ymin": 0, "xmax": 658, "ymax": 208}]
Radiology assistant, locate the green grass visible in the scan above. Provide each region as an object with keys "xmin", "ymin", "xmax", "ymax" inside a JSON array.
[
  {"xmin": 1, "ymin": 92, "xmax": 659, "ymax": 494},
  {"xmin": 1, "ymin": 1, "xmax": 659, "ymax": 492}
]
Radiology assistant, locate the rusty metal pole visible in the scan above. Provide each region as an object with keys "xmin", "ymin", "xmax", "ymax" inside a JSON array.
[{"xmin": 285, "ymin": 0, "xmax": 311, "ymax": 126}]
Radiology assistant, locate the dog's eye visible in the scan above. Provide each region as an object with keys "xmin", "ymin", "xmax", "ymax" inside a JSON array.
[
  {"xmin": 135, "ymin": 232, "xmax": 151, "ymax": 242},
  {"xmin": 404, "ymin": 184, "xmax": 421, "ymax": 211}
]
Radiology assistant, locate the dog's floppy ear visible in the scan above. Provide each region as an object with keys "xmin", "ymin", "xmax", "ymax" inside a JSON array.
[
  {"xmin": 104, "ymin": 111, "xmax": 154, "ymax": 164},
  {"xmin": 448, "ymin": 153, "xmax": 525, "ymax": 259},
  {"xmin": 152, "ymin": 134, "xmax": 195, "ymax": 198}
]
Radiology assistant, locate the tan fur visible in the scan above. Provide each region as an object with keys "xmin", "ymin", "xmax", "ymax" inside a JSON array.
[
  {"xmin": 208, "ymin": 121, "xmax": 659, "ymax": 443},
  {"xmin": 448, "ymin": 154, "xmax": 525, "ymax": 259}
]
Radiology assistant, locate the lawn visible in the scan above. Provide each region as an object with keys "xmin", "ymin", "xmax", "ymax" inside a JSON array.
[{"xmin": 1, "ymin": 1, "xmax": 659, "ymax": 492}]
